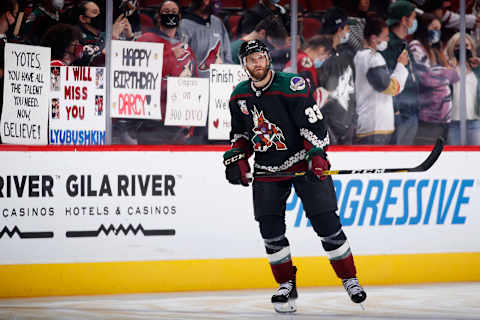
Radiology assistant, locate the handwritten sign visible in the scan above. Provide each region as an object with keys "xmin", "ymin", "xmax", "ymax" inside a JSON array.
[
  {"xmin": 110, "ymin": 40, "xmax": 163, "ymax": 119},
  {"xmin": 208, "ymin": 64, "xmax": 248, "ymax": 140},
  {"xmin": 49, "ymin": 66, "xmax": 106, "ymax": 145},
  {"xmin": 164, "ymin": 77, "xmax": 209, "ymax": 127},
  {"xmin": 1, "ymin": 43, "xmax": 50, "ymax": 144}
]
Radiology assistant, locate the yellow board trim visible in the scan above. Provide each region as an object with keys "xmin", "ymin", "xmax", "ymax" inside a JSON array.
[{"xmin": 1, "ymin": 252, "xmax": 479, "ymax": 298}]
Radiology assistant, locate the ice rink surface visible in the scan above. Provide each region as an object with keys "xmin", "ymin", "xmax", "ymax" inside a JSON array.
[{"xmin": 0, "ymin": 282, "xmax": 479, "ymax": 320}]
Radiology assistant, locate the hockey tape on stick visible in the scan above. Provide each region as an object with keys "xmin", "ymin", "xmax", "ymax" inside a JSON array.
[{"xmin": 253, "ymin": 137, "xmax": 444, "ymax": 178}]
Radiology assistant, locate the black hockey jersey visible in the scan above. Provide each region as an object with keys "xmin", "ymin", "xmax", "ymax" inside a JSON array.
[
  {"xmin": 317, "ymin": 44, "xmax": 357, "ymax": 145},
  {"xmin": 229, "ymin": 71, "xmax": 330, "ymax": 173}
]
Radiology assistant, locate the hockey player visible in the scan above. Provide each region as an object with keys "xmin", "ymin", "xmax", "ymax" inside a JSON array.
[{"xmin": 223, "ymin": 39, "xmax": 366, "ymax": 313}]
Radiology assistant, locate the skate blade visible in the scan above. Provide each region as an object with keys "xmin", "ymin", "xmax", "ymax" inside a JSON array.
[{"xmin": 273, "ymin": 299, "xmax": 296, "ymax": 313}]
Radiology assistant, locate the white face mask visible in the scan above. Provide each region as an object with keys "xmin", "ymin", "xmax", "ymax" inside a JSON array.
[
  {"xmin": 340, "ymin": 32, "xmax": 350, "ymax": 44},
  {"xmin": 376, "ymin": 40, "xmax": 388, "ymax": 51},
  {"xmin": 52, "ymin": 0, "xmax": 64, "ymax": 10}
]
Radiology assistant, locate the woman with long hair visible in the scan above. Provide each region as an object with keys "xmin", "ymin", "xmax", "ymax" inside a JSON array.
[
  {"xmin": 444, "ymin": 32, "xmax": 480, "ymax": 145},
  {"xmin": 409, "ymin": 13, "xmax": 459, "ymax": 145}
]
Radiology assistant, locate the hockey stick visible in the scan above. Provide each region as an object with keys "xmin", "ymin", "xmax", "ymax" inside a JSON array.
[{"xmin": 253, "ymin": 137, "xmax": 445, "ymax": 178}]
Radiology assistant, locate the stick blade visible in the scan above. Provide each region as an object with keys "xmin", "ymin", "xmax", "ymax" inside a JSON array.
[{"xmin": 410, "ymin": 137, "xmax": 445, "ymax": 172}]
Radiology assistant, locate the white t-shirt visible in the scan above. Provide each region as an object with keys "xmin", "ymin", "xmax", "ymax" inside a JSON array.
[
  {"xmin": 354, "ymin": 48, "xmax": 408, "ymax": 136},
  {"xmin": 452, "ymin": 69, "xmax": 480, "ymax": 120}
]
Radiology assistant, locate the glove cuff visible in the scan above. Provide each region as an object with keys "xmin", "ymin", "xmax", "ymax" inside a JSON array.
[
  {"xmin": 306, "ymin": 147, "xmax": 326, "ymax": 161},
  {"xmin": 223, "ymin": 148, "xmax": 247, "ymax": 166}
]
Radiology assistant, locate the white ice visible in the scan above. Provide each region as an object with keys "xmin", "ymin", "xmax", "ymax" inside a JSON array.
[{"xmin": 0, "ymin": 282, "xmax": 479, "ymax": 320}]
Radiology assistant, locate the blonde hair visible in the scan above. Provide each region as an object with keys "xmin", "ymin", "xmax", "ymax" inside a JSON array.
[{"xmin": 445, "ymin": 32, "xmax": 477, "ymax": 66}]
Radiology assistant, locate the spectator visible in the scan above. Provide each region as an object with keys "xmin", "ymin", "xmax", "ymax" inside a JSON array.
[
  {"xmin": 135, "ymin": 0, "xmax": 199, "ymax": 145},
  {"xmin": 75, "ymin": 1, "xmax": 104, "ymax": 45},
  {"xmin": 354, "ymin": 16, "xmax": 409, "ymax": 145},
  {"xmin": 421, "ymin": 0, "xmax": 480, "ymax": 45},
  {"xmin": 334, "ymin": 0, "xmax": 371, "ymax": 53},
  {"xmin": 139, "ymin": 0, "xmax": 197, "ymax": 77},
  {"xmin": 238, "ymin": 0, "xmax": 289, "ymax": 37},
  {"xmin": 410, "ymin": 13, "xmax": 459, "ymax": 145},
  {"xmin": 381, "ymin": 0, "xmax": 420, "ymax": 145},
  {"xmin": 41, "ymin": 24, "xmax": 83, "ymax": 66},
  {"xmin": 283, "ymin": 35, "xmax": 332, "ymax": 88},
  {"xmin": 0, "ymin": 0, "xmax": 18, "ymax": 144},
  {"xmin": 178, "ymin": 0, "xmax": 232, "ymax": 78},
  {"xmin": 317, "ymin": 7, "xmax": 357, "ymax": 145},
  {"xmin": 21, "ymin": 0, "xmax": 63, "ymax": 45},
  {"xmin": 231, "ymin": 15, "xmax": 288, "ymax": 65},
  {"xmin": 445, "ymin": 32, "xmax": 480, "ymax": 145}
]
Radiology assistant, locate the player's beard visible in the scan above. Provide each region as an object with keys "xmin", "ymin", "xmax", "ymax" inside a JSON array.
[{"xmin": 248, "ymin": 65, "xmax": 269, "ymax": 82}]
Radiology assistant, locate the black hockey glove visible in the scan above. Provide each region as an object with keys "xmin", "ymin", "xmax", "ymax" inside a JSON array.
[{"xmin": 223, "ymin": 148, "xmax": 251, "ymax": 186}]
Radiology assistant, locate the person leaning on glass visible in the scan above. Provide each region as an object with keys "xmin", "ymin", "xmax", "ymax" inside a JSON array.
[{"xmin": 444, "ymin": 32, "xmax": 480, "ymax": 145}]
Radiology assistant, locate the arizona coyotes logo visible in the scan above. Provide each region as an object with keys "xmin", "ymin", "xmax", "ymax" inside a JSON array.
[
  {"xmin": 199, "ymin": 40, "xmax": 222, "ymax": 71},
  {"xmin": 252, "ymin": 106, "xmax": 287, "ymax": 152},
  {"xmin": 177, "ymin": 50, "xmax": 195, "ymax": 77}
]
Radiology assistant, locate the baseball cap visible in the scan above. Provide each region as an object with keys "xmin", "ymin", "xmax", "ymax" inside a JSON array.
[
  {"xmin": 321, "ymin": 7, "xmax": 348, "ymax": 35},
  {"xmin": 386, "ymin": 1, "xmax": 416, "ymax": 26}
]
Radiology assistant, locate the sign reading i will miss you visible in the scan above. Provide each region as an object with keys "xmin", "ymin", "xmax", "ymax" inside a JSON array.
[
  {"xmin": 49, "ymin": 66, "xmax": 106, "ymax": 145},
  {"xmin": 110, "ymin": 40, "xmax": 163, "ymax": 119},
  {"xmin": 0, "ymin": 43, "xmax": 51, "ymax": 145}
]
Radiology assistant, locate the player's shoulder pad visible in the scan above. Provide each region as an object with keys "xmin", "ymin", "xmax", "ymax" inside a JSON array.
[
  {"xmin": 275, "ymin": 72, "xmax": 308, "ymax": 94},
  {"xmin": 230, "ymin": 79, "xmax": 250, "ymax": 99}
]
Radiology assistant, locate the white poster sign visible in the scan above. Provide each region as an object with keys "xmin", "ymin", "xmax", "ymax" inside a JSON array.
[
  {"xmin": 208, "ymin": 64, "xmax": 248, "ymax": 140},
  {"xmin": 164, "ymin": 77, "xmax": 209, "ymax": 126},
  {"xmin": 110, "ymin": 40, "xmax": 163, "ymax": 119},
  {"xmin": 0, "ymin": 43, "xmax": 51, "ymax": 145},
  {"xmin": 49, "ymin": 66, "xmax": 106, "ymax": 145}
]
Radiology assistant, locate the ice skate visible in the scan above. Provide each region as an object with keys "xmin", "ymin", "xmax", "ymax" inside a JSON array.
[
  {"xmin": 271, "ymin": 266, "xmax": 298, "ymax": 313},
  {"xmin": 342, "ymin": 277, "xmax": 367, "ymax": 303}
]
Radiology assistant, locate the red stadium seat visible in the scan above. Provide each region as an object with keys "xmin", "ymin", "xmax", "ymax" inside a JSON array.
[
  {"xmin": 302, "ymin": 16, "xmax": 322, "ymax": 41},
  {"xmin": 222, "ymin": 0, "xmax": 243, "ymax": 10},
  {"xmin": 141, "ymin": 0, "xmax": 163, "ymax": 8},
  {"xmin": 226, "ymin": 14, "xmax": 243, "ymax": 39}
]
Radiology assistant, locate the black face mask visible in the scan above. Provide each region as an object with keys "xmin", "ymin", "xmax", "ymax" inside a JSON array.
[
  {"xmin": 89, "ymin": 15, "xmax": 105, "ymax": 31},
  {"xmin": 454, "ymin": 48, "xmax": 473, "ymax": 61},
  {"xmin": 160, "ymin": 14, "xmax": 179, "ymax": 28}
]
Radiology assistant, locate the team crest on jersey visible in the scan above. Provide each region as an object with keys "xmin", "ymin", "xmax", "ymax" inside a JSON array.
[
  {"xmin": 199, "ymin": 40, "xmax": 222, "ymax": 71},
  {"xmin": 251, "ymin": 106, "xmax": 287, "ymax": 152},
  {"xmin": 301, "ymin": 57, "xmax": 313, "ymax": 68},
  {"xmin": 238, "ymin": 100, "xmax": 249, "ymax": 115},
  {"xmin": 290, "ymin": 76, "xmax": 305, "ymax": 91}
]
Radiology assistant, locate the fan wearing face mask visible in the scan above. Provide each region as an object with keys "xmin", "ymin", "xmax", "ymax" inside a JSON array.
[
  {"xmin": 283, "ymin": 35, "xmax": 332, "ymax": 109},
  {"xmin": 21, "ymin": 0, "xmax": 64, "ymax": 45},
  {"xmin": 353, "ymin": 16, "xmax": 409, "ymax": 145},
  {"xmin": 316, "ymin": 7, "xmax": 357, "ymax": 145},
  {"xmin": 444, "ymin": 32, "xmax": 480, "ymax": 145},
  {"xmin": 409, "ymin": 13, "xmax": 459, "ymax": 145},
  {"xmin": 283, "ymin": 35, "xmax": 332, "ymax": 87},
  {"xmin": 381, "ymin": 0, "xmax": 421, "ymax": 145}
]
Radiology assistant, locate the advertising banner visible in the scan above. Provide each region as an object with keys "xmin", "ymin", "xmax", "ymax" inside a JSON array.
[
  {"xmin": 110, "ymin": 40, "xmax": 163, "ymax": 119},
  {"xmin": 0, "ymin": 43, "xmax": 51, "ymax": 145},
  {"xmin": 49, "ymin": 66, "xmax": 106, "ymax": 145},
  {"xmin": 208, "ymin": 64, "xmax": 248, "ymax": 140},
  {"xmin": 164, "ymin": 77, "xmax": 209, "ymax": 127},
  {"xmin": 0, "ymin": 149, "xmax": 479, "ymax": 265}
]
